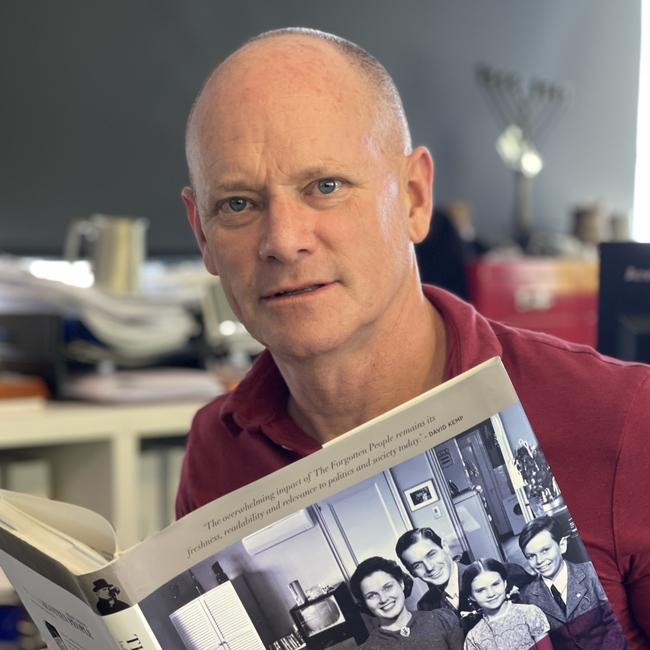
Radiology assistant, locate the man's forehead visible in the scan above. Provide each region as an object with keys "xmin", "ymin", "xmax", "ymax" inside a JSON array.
[
  {"xmin": 190, "ymin": 63, "xmax": 380, "ymax": 185},
  {"xmin": 408, "ymin": 538, "xmax": 444, "ymax": 553},
  {"xmin": 202, "ymin": 37, "xmax": 361, "ymax": 111},
  {"xmin": 218, "ymin": 35, "xmax": 358, "ymax": 85},
  {"xmin": 190, "ymin": 37, "xmax": 372, "ymax": 142}
]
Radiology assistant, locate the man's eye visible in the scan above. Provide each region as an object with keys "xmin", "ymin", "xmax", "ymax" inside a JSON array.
[
  {"xmin": 223, "ymin": 197, "xmax": 249, "ymax": 213},
  {"xmin": 316, "ymin": 178, "xmax": 340, "ymax": 194}
]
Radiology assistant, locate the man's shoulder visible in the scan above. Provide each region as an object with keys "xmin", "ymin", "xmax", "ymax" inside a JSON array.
[
  {"xmin": 190, "ymin": 391, "xmax": 234, "ymax": 436},
  {"xmin": 494, "ymin": 317, "xmax": 650, "ymax": 392},
  {"xmin": 494, "ymin": 318, "xmax": 650, "ymax": 450},
  {"xmin": 416, "ymin": 586, "xmax": 442, "ymax": 610},
  {"xmin": 423, "ymin": 284, "xmax": 650, "ymax": 397}
]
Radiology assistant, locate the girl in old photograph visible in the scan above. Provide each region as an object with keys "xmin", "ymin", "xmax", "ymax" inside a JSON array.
[
  {"xmin": 461, "ymin": 559, "xmax": 551, "ymax": 650},
  {"xmin": 349, "ymin": 556, "xmax": 464, "ymax": 649}
]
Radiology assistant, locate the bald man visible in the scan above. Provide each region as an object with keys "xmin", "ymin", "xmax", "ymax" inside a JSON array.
[{"xmin": 176, "ymin": 28, "xmax": 650, "ymax": 646}]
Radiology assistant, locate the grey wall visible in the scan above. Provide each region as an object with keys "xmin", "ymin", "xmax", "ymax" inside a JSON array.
[{"xmin": 0, "ymin": 1, "xmax": 640, "ymax": 256}]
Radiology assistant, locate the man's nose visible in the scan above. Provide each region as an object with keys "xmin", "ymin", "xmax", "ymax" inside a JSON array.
[{"xmin": 257, "ymin": 195, "xmax": 316, "ymax": 263}]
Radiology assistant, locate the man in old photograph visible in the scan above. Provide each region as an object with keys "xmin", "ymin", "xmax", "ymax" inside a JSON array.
[
  {"xmin": 396, "ymin": 527, "xmax": 467, "ymax": 616},
  {"xmin": 92, "ymin": 578, "xmax": 129, "ymax": 615}
]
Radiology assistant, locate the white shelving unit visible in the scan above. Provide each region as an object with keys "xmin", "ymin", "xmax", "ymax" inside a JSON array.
[{"xmin": 1, "ymin": 400, "xmax": 205, "ymax": 548}]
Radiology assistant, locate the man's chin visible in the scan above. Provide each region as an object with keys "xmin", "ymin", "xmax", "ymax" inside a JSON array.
[{"xmin": 263, "ymin": 329, "xmax": 357, "ymax": 361}]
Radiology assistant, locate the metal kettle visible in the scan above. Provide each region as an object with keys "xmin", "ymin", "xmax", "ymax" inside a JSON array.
[{"xmin": 64, "ymin": 214, "xmax": 149, "ymax": 294}]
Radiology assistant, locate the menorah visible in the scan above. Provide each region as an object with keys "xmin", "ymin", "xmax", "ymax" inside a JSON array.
[{"xmin": 476, "ymin": 64, "xmax": 572, "ymax": 245}]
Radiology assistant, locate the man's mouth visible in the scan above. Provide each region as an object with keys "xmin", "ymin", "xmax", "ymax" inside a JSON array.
[
  {"xmin": 265, "ymin": 283, "xmax": 327, "ymax": 299},
  {"xmin": 425, "ymin": 569, "xmax": 443, "ymax": 581}
]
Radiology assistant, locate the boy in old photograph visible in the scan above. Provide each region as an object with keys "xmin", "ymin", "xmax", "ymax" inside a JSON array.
[{"xmin": 518, "ymin": 516, "xmax": 625, "ymax": 649}]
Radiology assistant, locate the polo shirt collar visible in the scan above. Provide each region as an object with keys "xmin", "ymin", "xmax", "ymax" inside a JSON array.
[{"xmin": 220, "ymin": 350, "xmax": 321, "ymax": 453}]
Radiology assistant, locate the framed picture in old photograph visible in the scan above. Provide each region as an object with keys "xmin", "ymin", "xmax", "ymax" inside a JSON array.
[{"xmin": 404, "ymin": 480, "xmax": 439, "ymax": 511}]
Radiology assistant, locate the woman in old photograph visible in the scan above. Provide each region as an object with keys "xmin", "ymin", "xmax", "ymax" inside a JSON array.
[
  {"xmin": 349, "ymin": 556, "xmax": 463, "ymax": 649},
  {"xmin": 461, "ymin": 559, "xmax": 551, "ymax": 650}
]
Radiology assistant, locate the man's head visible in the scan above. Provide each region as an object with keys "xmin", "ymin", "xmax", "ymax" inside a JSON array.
[
  {"xmin": 96, "ymin": 586, "xmax": 111, "ymax": 600},
  {"xmin": 183, "ymin": 28, "xmax": 434, "ymax": 361},
  {"xmin": 93, "ymin": 579, "xmax": 113, "ymax": 600},
  {"xmin": 395, "ymin": 527, "xmax": 455, "ymax": 587},
  {"xmin": 518, "ymin": 516, "xmax": 567, "ymax": 581}
]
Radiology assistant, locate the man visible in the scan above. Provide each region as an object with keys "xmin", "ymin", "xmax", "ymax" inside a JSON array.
[
  {"xmin": 395, "ymin": 528, "xmax": 467, "ymax": 614},
  {"xmin": 92, "ymin": 578, "xmax": 129, "ymax": 615},
  {"xmin": 519, "ymin": 516, "xmax": 624, "ymax": 649},
  {"xmin": 176, "ymin": 27, "xmax": 650, "ymax": 646}
]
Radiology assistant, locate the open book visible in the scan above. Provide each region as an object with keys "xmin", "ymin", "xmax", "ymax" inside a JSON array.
[{"xmin": 0, "ymin": 358, "xmax": 625, "ymax": 649}]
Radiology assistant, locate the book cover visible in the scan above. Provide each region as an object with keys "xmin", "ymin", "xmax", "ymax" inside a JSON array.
[{"xmin": 0, "ymin": 358, "xmax": 626, "ymax": 649}]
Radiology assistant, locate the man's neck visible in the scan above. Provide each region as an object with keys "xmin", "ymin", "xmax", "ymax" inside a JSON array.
[{"xmin": 274, "ymin": 288, "xmax": 446, "ymax": 443}]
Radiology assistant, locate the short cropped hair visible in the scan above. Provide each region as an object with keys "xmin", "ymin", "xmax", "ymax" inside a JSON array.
[
  {"xmin": 518, "ymin": 515, "xmax": 562, "ymax": 553},
  {"xmin": 349, "ymin": 556, "xmax": 414, "ymax": 610},
  {"xmin": 395, "ymin": 527, "xmax": 444, "ymax": 565},
  {"xmin": 460, "ymin": 558, "xmax": 508, "ymax": 605}
]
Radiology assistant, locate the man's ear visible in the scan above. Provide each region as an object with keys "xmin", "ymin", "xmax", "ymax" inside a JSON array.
[
  {"xmin": 559, "ymin": 536, "xmax": 569, "ymax": 555},
  {"xmin": 404, "ymin": 146, "xmax": 434, "ymax": 244},
  {"xmin": 182, "ymin": 186, "xmax": 219, "ymax": 276}
]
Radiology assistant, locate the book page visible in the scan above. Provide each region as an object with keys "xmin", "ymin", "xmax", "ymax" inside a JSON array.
[
  {"xmin": 0, "ymin": 490, "xmax": 117, "ymax": 560},
  {"xmin": 0, "ymin": 548, "xmax": 119, "ymax": 649}
]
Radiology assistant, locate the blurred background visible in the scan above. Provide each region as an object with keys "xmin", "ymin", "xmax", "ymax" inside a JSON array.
[{"xmin": 0, "ymin": 0, "xmax": 643, "ymax": 254}]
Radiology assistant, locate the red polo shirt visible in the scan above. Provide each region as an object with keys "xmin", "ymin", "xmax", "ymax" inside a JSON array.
[{"xmin": 176, "ymin": 285, "xmax": 650, "ymax": 647}]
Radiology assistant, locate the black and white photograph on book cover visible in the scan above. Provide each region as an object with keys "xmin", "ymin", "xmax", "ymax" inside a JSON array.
[
  {"xmin": 136, "ymin": 401, "xmax": 625, "ymax": 650},
  {"xmin": 90, "ymin": 577, "xmax": 130, "ymax": 616}
]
